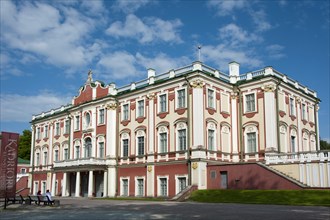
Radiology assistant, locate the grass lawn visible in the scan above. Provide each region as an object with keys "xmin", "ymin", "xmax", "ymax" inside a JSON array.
[{"xmin": 189, "ymin": 190, "xmax": 330, "ymax": 206}]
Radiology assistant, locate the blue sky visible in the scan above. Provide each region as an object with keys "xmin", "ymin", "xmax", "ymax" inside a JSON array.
[{"xmin": 1, "ymin": 0, "xmax": 329, "ymax": 141}]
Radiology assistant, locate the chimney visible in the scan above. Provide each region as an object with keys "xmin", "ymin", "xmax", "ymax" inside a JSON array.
[
  {"xmin": 148, "ymin": 68, "xmax": 155, "ymax": 85},
  {"xmin": 229, "ymin": 61, "xmax": 240, "ymax": 77}
]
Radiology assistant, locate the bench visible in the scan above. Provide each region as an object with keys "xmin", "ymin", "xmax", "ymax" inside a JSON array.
[
  {"xmin": 27, "ymin": 195, "xmax": 40, "ymax": 205},
  {"xmin": 27, "ymin": 195, "xmax": 59, "ymax": 206},
  {"xmin": 7, "ymin": 195, "xmax": 25, "ymax": 204}
]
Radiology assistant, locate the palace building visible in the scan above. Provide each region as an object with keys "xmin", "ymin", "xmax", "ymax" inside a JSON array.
[{"xmin": 29, "ymin": 61, "xmax": 329, "ymax": 198}]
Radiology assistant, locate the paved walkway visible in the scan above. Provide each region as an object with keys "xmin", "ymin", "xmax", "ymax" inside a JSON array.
[{"xmin": 1, "ymin": 197, "xmax": 329, "ymax": 220}]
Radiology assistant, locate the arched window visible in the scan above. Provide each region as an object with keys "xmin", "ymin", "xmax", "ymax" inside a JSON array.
[
  {"xmin": 244, "ymin": 124, "xmax": 258, "ymax": 153},
  {"xmin": 290, "ymin": 128, "xmax": 297, "ymax": 153},
  {"xmin": 158, "ymin": 126, "xmax": 168, "ymax": 153},
  {"xmin": 53, "ymin": 145, "xmax": 60, "ymax": 162},
  {"xmin": 121, "ymin": 132, "xmax": 130, "ymax": 157},
  {"xmin": 62, "ymin": 143, "xmax": 69, "ymax": 160},
  {"xmin": 302, "ymin": 131, "xmax": 309, "ymax": 152},
  {"xmin": 42, "ymin": 146, "xmax": 48, "ymax": 165},
  {"xmin": 84, "ymin": 137, "xmax": 92, "ymax": 158},
  {"xmin": 207, "ymin": 122, "xmax": 217, "ymax": 151},
  {"xmin": 279, "ymin": 125, "xmax": 288, "ymax": 153},
  {"xmin": 97, "ymin": 136, "xmax": 105, "ymax": 158},
  {"xmin": 176, "ymin": 122, "xmax": 187, "ymax": 151},
  {"xmin": 136, "ymin": 130, "xmax": 146, "ymax": 156},
  {"xmin": 310, "ymin": 134, "xmax": 316, "ymax": 151},
  {"xmin": 84, "ymin": 112, "xmax": 91, "ymax": 129}
]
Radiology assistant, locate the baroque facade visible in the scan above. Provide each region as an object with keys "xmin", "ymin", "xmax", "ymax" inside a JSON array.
[{"xmin": 29, "ymin": 61, "xmax": 329, "ymax": 198}]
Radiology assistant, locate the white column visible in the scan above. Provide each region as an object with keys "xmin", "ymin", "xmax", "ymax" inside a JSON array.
[
  {"xmin": 51, "ymin": 173, "xmax": 56, "ymax": 196},
  {"xmin": 231, "ymin": 95, "xmax": 239, "ymax": 162},
  {"xmin": 191, "ymin": 161, "xmax": 207, "ymax": 189},
  {"xmin": 103, "ymin": 171, "xmax": 108, "ymax": 197},
  {"xmin": 297, "ymin": 101, "xmax": 302, "ymax": 152},
  {"xmin": 148, "ymin": 97, "xmax": 155, "ymax": 154},
  {"xmin": 146, "ymin": 165, "xmax": 154, "ymax": 197},
  {"xmin": 75, "ymin": 171, "xmax": 81, "ymax": 197},
  {"xmin": 88, "ymin": 170, "xmax": 94, "ymax": 197},
  {"xmin": 108, "ymin": 167, "xmax": 116, "ymax": 197},
  {"xmin": 299, "ymin": 164, "xmax": 305, "ymax": 184},
  {"xmin": 191, "ymin": 82, "xmax": 204, "ymax": 148},
  {"xmin": 70, "ymin": 117, "xmax": 74, "ymax": 159},
  {"xmin": 306, "ymin": 164, "xmax": 311, "ymax": 186},
  {"xmin": 327, "ymin": 163, "xmax": 330, "ymax": 187},
  {"xmin": 264, "ymin": 87, "xmax": 277, "ymax": 151},
  {"xmin": 316, "ymin": 105, "xmax": 320, "ymax": 150},
  {"xmin": 319, "ymin": 163, "xmax": 324, "ymax": 187},
  {"xmin": 62, "ymin": 172, "xmax": 68, "ymax": 197},
  {"xmin": 106, "ymin": 103, "xmax": 117, "ymax": 158}
]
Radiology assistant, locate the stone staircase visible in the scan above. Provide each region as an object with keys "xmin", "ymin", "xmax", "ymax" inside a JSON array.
[
  {"xmin": 170, "ymin": 185, "xmax": 198, "ymax": 202},
  {"xmin": 257, "ymin": 162, "xmax": 308, "ymax": 188}
]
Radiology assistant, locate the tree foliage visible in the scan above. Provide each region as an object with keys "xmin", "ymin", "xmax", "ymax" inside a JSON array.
[
  {"xmin": 320, "ymin": 139, "xmax": 330, "ymax": 150},
  {"xmin": 18, "ymin": 129, "xmax": 32, "ymax": 160}
]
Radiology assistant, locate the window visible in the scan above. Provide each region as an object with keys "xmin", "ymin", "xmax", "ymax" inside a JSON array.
[
  {"xmin": 178, "ymin": 177, "xmax": 186, "ymax": 193},
  {"xmin": 302, "ymin": 103, "xmax": 307, "ymax": 120},
  {"xmin": 178, "ymin": 129, "xmax": 187, "ymax": 151},
  {"xmin": 245, "ymin": 93, "xmax": 255, "ymax": 112},
  {"xmin": 34, "ymin": 182, "xmax": 39, "ymax": 195},
  {"xmin": 159, "ymin": 178, "xmax": 167, "ymax": 196},
  {"xmin": 42, "ymin": 182, "xmax": 46, "ymax": 194},
  {"xmin": 123, "ymin": 104, "xmax": 129, "ymax": 121},
  {"xmin": 99, "ymin": 109, "xmax": 105, "ymax": 124},
  {"xmin": 138, "ymin": 136, "xmax": 144, "ymax": 156},
  {"xmin": 99, "ymin": 142, "xmax": 104, "ymax": 158},
  {"xmin": 137, "ymin": 179, "xmax": 144, "ymax": 196},
  {"xmin": 75, "ymin": 115, "xmax": 80, "ymax": 130},
  {"xmin": 64, "ymin": 148, "xmax": 68, "ymax": 160},
  {"xmin": 54, "ymin": 150, "xmax": 59, "ymax": 162},
  {"xmin": 43, "ymin": 151, "xmax": 48, "ymax": 165},
  {"xmin": 207, "ymin": 89, "xmax": 215, "ymax": 108},
  {"xmin": 55, "ymin": 122, "xmax": 60, "ymax": 136},
  {"xmin": 159, "ymin": 94, "xmax": 167, "ymax": 113},
  {"xmin": 247, "ymin": 132, "xmax": 256, "ymax": 153},
  {"xmin": 291, "ymin": 135, "xmax": 296, "ymax": 153},
  {"xmin": 37, "ymin": 128, "xmax": 41, "ymax": 140},
  {"xmin": 122, "ymin": 139, "xmax": 129, "ymax": 157},
  {"xmin": 64, "ymin": 120, "xmax": 70, "ymax": 134},
  {"xmin": 21, "ymin": 168, "xmax": 26, "ymax": 174},
  {"xmin": 36, "ymin": 153, "xmax": 40, "ymax": 166},
  {"xmin": 210, "ymin": 170, "xmax": 216, "ymax": 179},
  {"xmin": 85, "ymin": 112, "xmax": 91, "ymax": 128},
  {"xmin": 44, "ymin": 125, "xmax": 48, "ymax": 138},
  {"xmin": 177, "ymin": 89, "xmax": 186, "ymax": 108},
  {"xmin": 85, "ymin": 138, "xmax": 92, "ymax": 158},
  {"xmin": 208, "ymin": 129, "xmax": 215, "ymax": 151},
  {"xmin": 289, "ymin": 97, "xmax": 295, "ymax": 115},
  {"xmin": 75, "ymin": 146, "xmax": 80, "ymax": 159},
  {"xmin": 159, "ymin": 132, "xmax": 167, "ymax": 153},
  {"xmin": 122, "ymin": 179, "xmax": 128, "ymax": 196},
  {"xmin": 137, "ymin": 100, "xmax": 144, "ymax": 117}
]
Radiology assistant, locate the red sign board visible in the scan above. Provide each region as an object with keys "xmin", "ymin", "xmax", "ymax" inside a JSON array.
[{"xmin": 0, "ymin": 132, "xmax": 19, "ymax": 198}]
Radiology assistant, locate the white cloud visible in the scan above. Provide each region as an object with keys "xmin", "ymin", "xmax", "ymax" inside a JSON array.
[
  {"xmin": 266, "ymin": 44, "xmax": 286, "ymax": 59},
  {"xmin": 250, "ymin": 9, "xmax": 272, "ymax": 32},
  {"xmin": 0, "ymin": 92, "xmax": 71, "ymax": 122},
  {"xmin": 0, "ymin": 1, "xmax": 102, "ymax": 70},
  {"xmin": 112, "ymin": 0, "xmax": 151, "ymax": 13},
  {"xmin": 219, "ymin": 23, "xmax": 262, "ymax": 46},
  {"xmin": 81, "ymin": 0, "xmax": 106, "ymax": 15},
  {"xmin": 207, "ymin": 0, "xmax": 247, "ymax": 16},
  {"xmin": 106, "ymin": 14, "xmax": 182, "ymax": 43},
  {"xmin": 202, "ymin": 44, "xmax": 263, "ymax": 71}
]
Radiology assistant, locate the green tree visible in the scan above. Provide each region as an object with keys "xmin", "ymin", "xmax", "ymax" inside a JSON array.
[
  {"xmin": 18, "ymin": 129, "xmax": 32, "ymax": 160},
  {"xmin": 320, "ymin": 139, "xmax": 330, "ymax": 150}
]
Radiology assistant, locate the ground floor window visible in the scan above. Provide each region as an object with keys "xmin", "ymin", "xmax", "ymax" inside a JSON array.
[
  {"xmin": 178, "ymin": 177, "xmax": 186, "ymax": 193},
  {"xmin": 137, "ymin": 179, "xmax": 144, "ymax": 196},
  {"xmin": 159, "ymin": 178, "xmax": 167, "ymax": 197},
  {"xmin": 122, "ymin": 179, "xmax": 128, "ymax": 196}
]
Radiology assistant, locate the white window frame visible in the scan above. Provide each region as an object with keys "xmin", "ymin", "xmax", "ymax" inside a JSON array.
[
  {"xmin": 158, "ymin": 126, "xmax": 168, "ymax": 153},
  {"xmin": 75, "ymin": 115, "xmax": 80, "ymax": 131},
  {"xmin": 34, "ymin": 181, "xmax": 39, "ymax": 195},
  {"xmin": 135, "ymin": 176, "xmax": 145, "ymax": 197},
  {"xmin": 302, "ymin": 103, "xmax": 307, "ymax": 120},
  {"xmin": 84, "ymin": 137, "xmax": 92, "ymax": 158},
  {"xmin": 176, "ymin": 122, "xmax": 187, "ymax": 151},
  {"xmin": 122, "ymin": 103, "xmax": 130, "ymax": 121},
  {"xmin": 136, "ymin": 99, "xmax": 145, "ymax": 118},
  {"xmin": 136, "ymin": 130, "xmax": 145, "ymax": 156},
  {"xmin": 84, "ymin": 112, "xmax": 91, "ymax": 130},
  {"xmin": 310, "ymin": 134, "xmax": 316, "ymax": 151},
  {"xmin": 44, "ymin": 125, "xmax": 48, "ymax": 138},
  {"xmin": 220, "ymin": 92, "xmax": 230, "ymax": 113},
  {"xmin": 158, "ymin": 92, "xmax": 168, "ymax": 113},
  {"xmin": 290, "ymin": 129, "xmax": 297, "ymax": 153},
  {"xmin": 37, "ymin": 127, "xmax": 41, "ymax": 140},
  {"xmin": 75, "ymin": 145, "xmax": 80, "ymax": 159},
  {"xmin": 175, "ymin": 175, "xmax": 188, "ymax": 195},
  {"xmin": 98, "ymin": 141, "xmax": 105, "ymax": 158},
  {"xmin": 42, "ymin": 147, "xmax": 48, "ymax": 165},
  {"xmin": 21, "ymin": 168, "xmax": 26, "ymax": 174},
  {"xmin": 157, "ymin": 175, "xmax": 169, "ymax": 197},
  {"xmin": 221, "ymin": 125, "xmax": 231, "ymax": 153},
  {"xmin": 308, "ymin": 106, "xmax": 315, "ymax": 123},
  {"xmin": 289, "ymin": 97, "xmax": 296, "ymax": 116},
  {"xmin": 98, "ymin": 108, "xmax": 105, "ymax": 125},
  {"xmin": 244, "ymin": 92, "xmax": 257, "ymax": 113},
  {"xmin": 121, "ymin": 133, "xmax": 130, "ymax": 157},
  {"xmin": 120, "ymin": 177, "xmax": 130, "ymax": 197},
  {"xmin": 176, "ymin": 87, "xmax": 187, "ymax": 109},
  {"xmin": 207, "ymin": 88, "xmax": 216, "ymax": 109},
  {"xmin": 64, "ymin": 120, "xmax": 70, "ymax": 134},
  {"xmin": 244, "ymin": 125, "xmax": 259, "ymax": 153},
  {"xmin": 54, "ymin": 146, "xmax": 59, "ymax": 162},
  {"xmin": 35, "ymin": 151, "xmax": 40, "ymax": 166},
  {"xmin": 302, "ymin": 131, "xmax": 309, "ymax": 152},
  {"xmin": 55, "ymin": 122, "xmax": 60, "ymax": 136},
  {"xmin": 42, "ymin": 181, "xmax": 47, "ymax": 194},
  {"xmin": 207, "ymin": 122, "xmax": 217, "ymax": 151},
  {"xmin": 63, "ymin": 145, "xmax": 69, "ymax": 160}
]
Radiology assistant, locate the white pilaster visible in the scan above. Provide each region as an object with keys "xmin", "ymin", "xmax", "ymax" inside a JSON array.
[
  {"xmin": 70, "ymin": 117, "xmax": 74, "ymax": 159},
  {"xmin": 299, "ymin": 163, "xmax": 305, "ymax": 184},
  {"xmin": 88, "ymin": 170, "xmax": 94, "ymax": 197},
  {"xmin": 108, "ymin": 167, "xmax": 116, "ymax": 197},
  {"xmin": 264, "ymin": 87, "xmax": 277, "ymax": 151},
  {"xmin": 75, "ymin": 171, "xmax": 81, "ymax": 197},
  {"xmin": 319, "ymin": 163, "xmax": 324, "ymax": 187},
  {"xmin": 231, "ymin": 96, "xmax": 239, "ymax": 162},
  {"xmin": 92, "ymin": 108, "xmax": 97, "ymax": 157},
  {"xmin": 148, "ymin": 97, "xmax": 155, "ymax": 154},
  {"xmin": 106, "ymin": 103, "xmax": 117, "ymax": 158},
  {"xmin": 49, "ymin": 124, "xmax": 53, "ymax": 164},
  {"xmin": 297, "ymin": 102, "xmax": 302, "ymax": 152},
  {"xmin": 146, "ymin": 165, "xmax": 154, "ymax": 197},
  {"xmin": 306, "ymin": 164, "xmax": 310, "ymax": 186},
  {"xmin": 62, "ymin": 172, "xmax": 68, "ymax": 197},
  {"xmin": 191, "ymin": 161, "xmax": 207, "ymax": 189},
  {"xmin": 103, "ymin": 171, "xmax": 108, "ymax": 197},
  {"xmin": 327, "ymin": 163, "xmax": 330, "ymax": 187},
  {"xmin": 191, "ymin": 81, "xmax": 204, "ymax": 148},
  {"xmin": 51, "ymin": 173, "xmax": 56, "ymax": 196}
]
